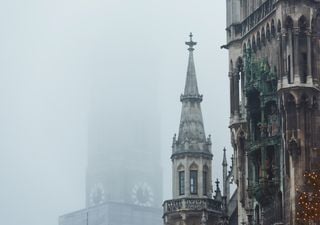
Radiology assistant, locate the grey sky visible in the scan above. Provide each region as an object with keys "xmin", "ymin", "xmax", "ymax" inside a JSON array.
[{"xmin": 0, "ymin": 1, "xmax": 231, "ymax": 225}]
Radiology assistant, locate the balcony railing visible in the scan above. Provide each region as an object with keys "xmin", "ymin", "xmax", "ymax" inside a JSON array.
[
  {"xmin": 241, "ymin": 0, "xmax": 276, "ymax": 36},
  {"xmin": 163, "ymin": 198, "xmax": 222, "ymax": 214}
]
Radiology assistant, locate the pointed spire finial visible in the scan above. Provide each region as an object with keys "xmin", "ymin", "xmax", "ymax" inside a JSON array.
[
  {"xmin": 222, "ymin": 147, "xmax": 228, "ymax": 166},
  {"xmin": 214, "ymin": 179, "xmax": 222, "ymax": 201},
  {"xmin": 215, "ymin": 178, "xmax": 220, "ymax": 189},
  {"xmin": 185, "ymin": 32, "xmax": 197, "ymax": 51}
]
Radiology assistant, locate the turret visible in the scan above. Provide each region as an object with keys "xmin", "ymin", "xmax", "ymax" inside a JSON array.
[
  {"xmin": 171, "ymin": 33, "xmax": 213, "ymax": 199},
  {"xmin": 222, "ymin": 148, "xmax": 228, "ymax": 198},
  {"xmin": 163, "ymin": 33, "xmax": 223, "ymax": 225}
]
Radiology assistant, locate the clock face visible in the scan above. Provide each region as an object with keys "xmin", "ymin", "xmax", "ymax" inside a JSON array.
[
  {"xmin": 89, "ymin": 183, "xmax": 105, "ymax": 207},
  {"xmin": 131, "ymin": 182, "xmax": 154, "ymax": 207}
]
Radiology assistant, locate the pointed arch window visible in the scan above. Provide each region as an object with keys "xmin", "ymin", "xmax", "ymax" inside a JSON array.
[
  {"xmin": 179, "ymin": 171, "xmax": 185, "ymax": 195},
  {"xmin": 190, "ymin": 170, "xmax": 198, "ymax": 194}
]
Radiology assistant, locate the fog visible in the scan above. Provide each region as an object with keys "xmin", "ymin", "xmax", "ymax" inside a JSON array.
[{"xmin": 0, "ymin": 1, "xmax": 231, "ymax": 225}]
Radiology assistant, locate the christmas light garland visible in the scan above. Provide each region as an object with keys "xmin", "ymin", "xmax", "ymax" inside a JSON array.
[{"xmin": 296, "ymin": 171, "xmax": 320, "ymax": 224}]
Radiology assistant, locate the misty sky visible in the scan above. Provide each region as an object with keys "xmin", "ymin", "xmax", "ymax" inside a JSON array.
[{"xmin": 0, "ymin": 1, "xmax": 231, "ymax": 225}]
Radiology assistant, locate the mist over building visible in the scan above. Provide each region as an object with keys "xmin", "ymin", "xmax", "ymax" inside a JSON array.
[{"xmin": 59, "ymin": 59, "xmax": 163, "ymax": 225}]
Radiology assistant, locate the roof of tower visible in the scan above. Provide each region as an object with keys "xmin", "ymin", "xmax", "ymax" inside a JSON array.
[
  {"xmin": 172, "ymin": 33, "xmax": 211, "ymax": 158},
  {"xmin": 183, "ymin": 33, "xmax": 200, "ymax": 97}
]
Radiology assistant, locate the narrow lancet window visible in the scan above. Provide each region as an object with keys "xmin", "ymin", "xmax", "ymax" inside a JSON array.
[
  {"xmin": 190, "ymin": 170, "xmax": 198, "ymax": 194},
  {"xmin": 179, "ymin": 171, "xmax": 185, "ymax": 195}
]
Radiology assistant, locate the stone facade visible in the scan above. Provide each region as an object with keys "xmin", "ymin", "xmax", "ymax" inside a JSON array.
[
  {"xmin": 163, "ymin": 34, "xmax": 223, "ymax": 225},
  {"xmin": 224, "ymin": 0, "xmax": 320, "ymax": 224}
]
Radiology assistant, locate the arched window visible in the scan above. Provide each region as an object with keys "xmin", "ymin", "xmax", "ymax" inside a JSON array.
[
  {"xmin": 237, "ymin": 57, "xmax": 244, "ymax": 106},
  {"xmin": 178, "ymin": 164, "xmax": 185, "ymax": 195},
  {"xmin": 299, "ymin": 15, "xmax": 308, "ymax": 31},
  {"xmin": 271, "ymin": 19, "xmax": 276, "ymax": 37},
  {"xmin": 252, "ymin": 35, "xmax": 257, "ymax": 52},
  {"xmin": 247, "ymin": 38, "xmax": 251, "ymax": 49},
  {"xmin": 243, "ymin": 43, "xmax": 247, "ymax": 54},
  {"xmin": 298, "ymin": 15, "xmax": 308, "ymax": 83},
  {"xmin": 277, "ymin": 20, "xmax": 282, "ymax": 33},
  {"xmin": 266, "ymin": 23, "xmax": 271, "ymax": 41},
  {"xmin": 261, "ymin": 27, "xmax": 266, "ymax": 45},
  {"xmin": 189, "ymin": 163, "xmax": 198, "ymax": 194},
  {"xmin": 312, "ymin": 10, "xmax": 320, "ymax": 36},
  {"xmin": 190, "ymin": 171, "xmax": 198, "ymax": 194},
  {"xmin": 257, "ymin": 31, "xmax": 261, "ymax": 49},
  {"xmin": 285, "ymin": 16, "xmax": 293, "ymax": 30},
  {"xmin": 285, "ymin": 16, "xmax": 294, "ymax": 83},
  {"xmin": 179, "ymin": 171, "xmax": 185, "ymax": 195}
]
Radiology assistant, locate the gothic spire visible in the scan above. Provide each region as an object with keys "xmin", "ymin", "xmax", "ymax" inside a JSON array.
[
  {"xmin": 214, "ymin": 179, "xmax": 222, "ymax": 201},
  {"xmin": 222, "ymin": 147, "xmax": 228, "ymax": 166},
  {"xmin": 183, "ymin": 33, "xmax": 200, "ymax": 97},
  {"xmin": 172, "ymin": 33, "xmax": 211, "ymax": 156}
]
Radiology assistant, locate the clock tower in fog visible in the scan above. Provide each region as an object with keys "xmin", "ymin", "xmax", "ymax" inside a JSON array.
[
  {"xmin": 85, "ymin": 105, "xmax": 163, "ymax": 209},
  {"xmin": 59, "ymin": 51, "xmax": 163, "ymax": 225}
]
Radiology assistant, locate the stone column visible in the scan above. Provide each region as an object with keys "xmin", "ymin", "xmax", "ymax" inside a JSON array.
[
  {"xmin": 313, "ymin": 36, "xmax": 320, "ymax": 86},
  {"xmin": 281, "ymin": 31, "xmax": 288, "ymax": 85},
  {"xmin": 185, "ymin": 159, "xmax": 190, "ymax": 196},
  {"xmin": 172, "ymin": 161, "xmax": 176, "ymax": 197},
  {"xmin": 199, "ymin": 164, "xmax": 203, "ymax": 196},
  {"xmin": 306, "ymin": 31, "xmax": 313, "ymax": 84},
  {"xmin": 229, "ymin": 72, "xmax": 234, "ymax": 116},
  {"xmin": 293, "ymin": 28, "xmax": 300, "ymax": 84},
  {"xmin": 277, "ymin": 33, "xmax": 282, "ymax": 77},
  {"xmin": 233, "ymin": 69, "xmax": 240, "ymax": 118},
  {"xmin": 287, "ymin": 30, "xmax": 294, "ymax": 84}
]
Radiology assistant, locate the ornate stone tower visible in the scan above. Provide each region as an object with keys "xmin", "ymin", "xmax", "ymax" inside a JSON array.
[
  {"xmin": 163, "ymin": 34, "xmax": 223, "ymax": 225},
  {"xmin": 223, "ymin": 0, "xmax": 320, "ymax": 224}
]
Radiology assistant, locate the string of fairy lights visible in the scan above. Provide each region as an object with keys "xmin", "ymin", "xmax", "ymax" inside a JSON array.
[{"xmin": 296, "ymin": 171, "xmax": 320, "ymax": 224}]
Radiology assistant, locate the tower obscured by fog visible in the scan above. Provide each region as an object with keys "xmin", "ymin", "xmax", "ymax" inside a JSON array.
[{"xmin": 59, "ymin": 58, "xmax": 163, "ymax": 225}]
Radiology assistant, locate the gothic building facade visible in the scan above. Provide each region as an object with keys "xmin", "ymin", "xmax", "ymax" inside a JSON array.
[
  {"xmin": 163, "ymin": 34, "xmax": 223, "ymax": 225},
  {"xmin": 224, "ymin": 0, "xmax": 320, "ymax": 224}
]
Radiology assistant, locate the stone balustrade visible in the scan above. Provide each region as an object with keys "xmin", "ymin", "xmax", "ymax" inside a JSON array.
[{"xmin": 163, "ymin": 198, "xmax": 222, "ymax": 214}]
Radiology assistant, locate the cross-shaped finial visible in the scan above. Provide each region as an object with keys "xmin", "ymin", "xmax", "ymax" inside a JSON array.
[
  {"xmin": 185, "ymin": 32, "xmax": 197, "ymax": 51},
  {"xmin": 215, "ymin": 179, "xmax": 220, "ymax": 189}
]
